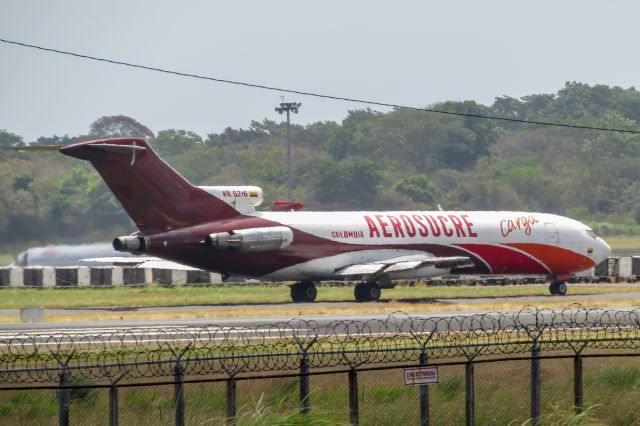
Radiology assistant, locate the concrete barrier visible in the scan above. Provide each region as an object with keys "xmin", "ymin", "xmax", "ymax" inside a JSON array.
[
  {"xmin": 55, "ymin": 267, "xmax": 78, "ymax": 287},
  {"xmin": 0, "ymin": 267, "xmax": 11, "ymax": 287},
  {"xmin": 111, "ymin": 267, "xmax": 123, "ymax": 286},
  {"xmin": 90, "ymin": 267, "xmax": 113, "ymax": 286},
  {"xmin": 152, "ymin": 269, "xmax": 190, "ymax": 286},
  {"xmin": 23, "ymin": 267, "xmax": 43, "ymax": 287},
  {"xmin": 42, "ymin": 267, "xmax": 56, "ymax": 288},
  {"xmin": 152, "ymin": 268, "xmax": 173, "ymax": 285},
  {"xmin": 11, "ymin": 268, "xmax": 24, "ymax": 288},
  {"xmin": 187, "ymin": 270, "xmax": 213, "ymax": 284},
  {"xmin": 0, "ymin": 267, "xmax": 227, "ymax": 288},
  {"xmin": 123, "ymin": 267, "xmax": 147, "ymax": 286},
  {"xmin": 78, "ymin": 266, "xmax": 90, "ymax": 287},
  {"xmin": 172, "ymin": 270, "xmax": 187, "ymax": 286}
]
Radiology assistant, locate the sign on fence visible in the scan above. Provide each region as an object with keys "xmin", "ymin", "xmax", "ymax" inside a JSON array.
[{"xmin": 403, "ymin": 366, "xmax": 438, "ymax": 385}]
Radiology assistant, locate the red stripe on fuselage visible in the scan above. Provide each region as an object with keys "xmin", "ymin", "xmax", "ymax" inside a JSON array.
[
  {"xmin": 504, "ymin": 243, "xmax": 594, "ymax": 276},
  {"xmin": 455, "ymin": 244, "xmax": 550, "ymax": 275}
]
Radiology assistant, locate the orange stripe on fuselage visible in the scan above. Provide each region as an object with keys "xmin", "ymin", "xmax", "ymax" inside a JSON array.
[{"xmin": 505, "ymin": 243, "xmax": 595, "ymax": 276}]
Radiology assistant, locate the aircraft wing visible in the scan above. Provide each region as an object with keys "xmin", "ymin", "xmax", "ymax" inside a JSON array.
[
  {"xmin": 334, "ymin": 255, "xmax": 473, "ymax": 278},
  {"xmin": 81, "ymin": 257, "xmax": 200, "ymax": 270}
]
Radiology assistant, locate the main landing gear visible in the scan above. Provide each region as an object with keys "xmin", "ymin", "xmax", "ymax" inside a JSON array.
[
  {"xmin": 354, "ymin": 282, "xmax": 382, "ymax": 302},
  {"xmin": 289, "ymin": 279, "xmax": 389, "ymax": 303},
  {"xmin": 290, "ymin": 281, "xmax": 317, "ymax": 303},
  {"xmin": 549, "ymin": 280, "xmax": 567, "ymax": 296}
]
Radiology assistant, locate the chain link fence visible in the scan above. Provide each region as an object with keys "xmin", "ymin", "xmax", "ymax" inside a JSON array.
[{"xmin": 2, "ymin": 305, "xmax": 640, "ymax": 425}]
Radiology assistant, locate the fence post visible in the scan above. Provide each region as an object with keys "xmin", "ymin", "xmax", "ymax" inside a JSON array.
[
  {"xmin": 102, "ymin": 370, "xmax": 127, "ymax": 426},
  {"xmin": 574, "ymin": 353, "xmax": 583, "ymax": 412},
  {"xmin": 174, "ymin": 363, "xmax": 185, "ymax": 426},
  {"xmin": 53, "ymin": 350, "xmax": 75, "ymax": 426},
  {"xmin": 530, "ymin": 342, "xmax": 541, "ymax": 425},
  {"xmin": 226, "ymin": 377, "xmax": 237, "ymax": 425},
  {"xmin": 299, "ymin": 350, "xmax": 310, "ymax": 414},
  {"xmin": 168, "ymin": 343, "xmax": 191, "ymax": 426},
  {"xmin": 59, "ymin": 367, "xmax": 70, "ymax": 426},
  {"xmin": 465, "ymin": 361, "xmax": 474, "ymax": 426},
  {"xmin": 419, "ymin": 349, "xmax": 429, "ymax": 426},
  {"xmin": 348, "ymin": 367, "xmax": 359, "ymax": 426},
  {"xmin": 109, "ymin": 383, "xmax": 119, "ymax": 426}
]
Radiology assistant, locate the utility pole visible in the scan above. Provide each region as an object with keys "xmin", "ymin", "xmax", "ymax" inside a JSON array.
[{"xmin": 275, "ymin": 101, "xmax": 301, "ymax": 200}]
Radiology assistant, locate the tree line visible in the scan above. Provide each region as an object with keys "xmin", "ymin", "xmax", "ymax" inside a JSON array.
[{"xmin": 2, "ymin": 82, "xmax": 640, "ymax": 250}]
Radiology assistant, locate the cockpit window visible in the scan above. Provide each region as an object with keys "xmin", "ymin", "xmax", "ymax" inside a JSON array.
[{"xmin": 586, "ymin": 229, "xmax": 597, "ymax": 239}]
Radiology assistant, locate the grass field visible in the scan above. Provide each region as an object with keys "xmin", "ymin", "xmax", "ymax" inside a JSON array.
[
  {"xmin": 1, "ymin": 282, "xmax": 640, "ymax": 324},
  {"xmin": 605, "ymin": 235, "xmax": 640, "ymax": 248},
  {"xmin": 1, "ymin": 357, "xmax": 639, "ymax": 425}
]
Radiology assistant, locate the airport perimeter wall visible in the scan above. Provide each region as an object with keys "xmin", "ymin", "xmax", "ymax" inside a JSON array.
[
  {"xmin": 0, "ymin": 266, "xmax": 223, "ymax": 288},
  {"xmin": 2, "ymin": 307, "xmax": 640, "ymax": 425},
  {"xmin": 1, "ymin": 256, "xmax": 636, "ymax": 290}
]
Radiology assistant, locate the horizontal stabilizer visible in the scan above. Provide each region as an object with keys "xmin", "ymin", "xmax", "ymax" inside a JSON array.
[
  {"xmin": 82, "ymin": 143, "xmax": 147, "ymax": 154},
  {"xmin": 81, "ymin": 256, "xmax": 200, "ymax": 270},
  {"xmin": 10, "ymin": 145, "xmax": 64, "ymax": 151}
]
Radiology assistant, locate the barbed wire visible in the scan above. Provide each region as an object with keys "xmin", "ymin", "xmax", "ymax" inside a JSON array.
[{"xmin": 2, "ymin": 305, "xmax": 640, "ymax": 384}]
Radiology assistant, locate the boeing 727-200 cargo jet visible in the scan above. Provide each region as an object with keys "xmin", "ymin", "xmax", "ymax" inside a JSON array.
[{"xmin": 58, "ymin": 138, "xmax": 611, "ymax": 302}]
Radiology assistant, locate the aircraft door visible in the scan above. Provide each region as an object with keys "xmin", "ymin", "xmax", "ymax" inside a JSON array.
[{"xmin": 545, "ymin": 223, "xmax": 560, "ymax": 245}]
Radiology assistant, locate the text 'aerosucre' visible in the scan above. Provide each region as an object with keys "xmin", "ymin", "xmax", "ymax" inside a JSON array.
[{"xmin": 364, "ymin": 214, "xmax": 477, "ymax": 239}]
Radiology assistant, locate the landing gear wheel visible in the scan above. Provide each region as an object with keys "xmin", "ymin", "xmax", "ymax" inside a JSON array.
[
  {"xmin": 549, "ymin": 280, "xmax": 567, "ymax": 296},
  {"xmin": 354, "ymin": 282, "xmax": 381, "ymax": 302},
  {"xmin": 290, "ymin": 282, "xmax": 317, "ymax": 303}
]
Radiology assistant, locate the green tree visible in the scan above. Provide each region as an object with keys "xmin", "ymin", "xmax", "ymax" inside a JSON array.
[
  {"xmin": 153, "ymin": 129, "xmax": 202, "ymax": 157},
  {"xmin": 0, "ymin": 130, "xmax": 23, "ymax": 147},
  {"xmin": 32, "ymin": 135, "xmax": 74, "ymax": 146},
  {"xmin": 89, "ymin": 115, "xmax": 154, "ymax": 140},
  {"xmin": 205, "ymin": 121, "xmax": 270, "ymax": 148},
  {"xmin": 314, "ymin": 157, "xmax": 381, "ymax": 206},
  {"xmin": 323, "ymin": 126, "xmax": 355, "ymax": 161},
  {"xmin": 395, "ymin": 175, "xmax": 439, "ymax": 205}
]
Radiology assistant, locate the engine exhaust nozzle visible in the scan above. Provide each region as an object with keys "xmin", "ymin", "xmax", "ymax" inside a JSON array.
[{"xmin": 113, "ymin": 236, "xmax": 147, "ymax": 252}]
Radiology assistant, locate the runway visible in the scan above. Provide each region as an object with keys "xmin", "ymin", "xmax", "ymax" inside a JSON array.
[
  {"xmin": 1, "ymin": 303, "xmax": 639, "ymax": 334},
  {"xmin": 2, "ymin": 286, "xmax": 640, "ymax": 331}
]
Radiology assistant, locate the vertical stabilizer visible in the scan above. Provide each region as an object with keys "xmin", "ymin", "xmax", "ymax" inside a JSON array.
[{"xmin": 60, "ymin": 138, "xmax": 240, "ymax": 233}]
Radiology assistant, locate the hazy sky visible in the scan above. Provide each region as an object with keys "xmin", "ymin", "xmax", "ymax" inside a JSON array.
[{"xmin": 1, "ymin": 1, "xmax": 638, "ymax": 142}]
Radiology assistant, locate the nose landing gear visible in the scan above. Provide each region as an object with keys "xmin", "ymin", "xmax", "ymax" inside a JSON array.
[{"xmin": 549, "ymin": 280, "xmax": 567, "ymax": 296}]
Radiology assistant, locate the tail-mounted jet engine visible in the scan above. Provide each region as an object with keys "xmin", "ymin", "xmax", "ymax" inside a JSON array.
[
  {"xmin": 113, "ymin": 235, "xmax": 148, "ymax": 252},
  {"xmin": 205, "ymin": 226, "xmax": 293, "ymax": 253}
]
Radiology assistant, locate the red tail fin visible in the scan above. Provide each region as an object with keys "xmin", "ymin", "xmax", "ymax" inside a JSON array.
[{"xmin": 60, "ymin": 138, "xmax": 240, "ymax": 233}]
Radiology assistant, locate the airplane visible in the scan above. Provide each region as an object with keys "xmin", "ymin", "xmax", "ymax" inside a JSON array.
[
  {"xmin": 52, "ymin": 137, "xmax": 611, "ymax": 302},
  {"xmin": 10, "ymin": 242, "xmax": 138, "ymax": 267}
]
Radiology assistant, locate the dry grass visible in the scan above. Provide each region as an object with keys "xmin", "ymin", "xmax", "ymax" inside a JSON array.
[
  {"xmin": 1, "ymin": 282, "xmax": 639, "ymax": 310},
  {"xmin": 6, "ymin": 294, "xmax": 640, "ymax": 324}
]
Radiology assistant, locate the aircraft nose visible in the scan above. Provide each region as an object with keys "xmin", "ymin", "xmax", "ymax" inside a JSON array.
[{"xmin": 596, "ymin": 237, "xmax": 612, "ymax": 263}]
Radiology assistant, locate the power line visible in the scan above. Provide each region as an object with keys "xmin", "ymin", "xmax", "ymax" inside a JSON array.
[{"xmin": 2, "ymin": 36, "xmax": 640, "ymax": 135}]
